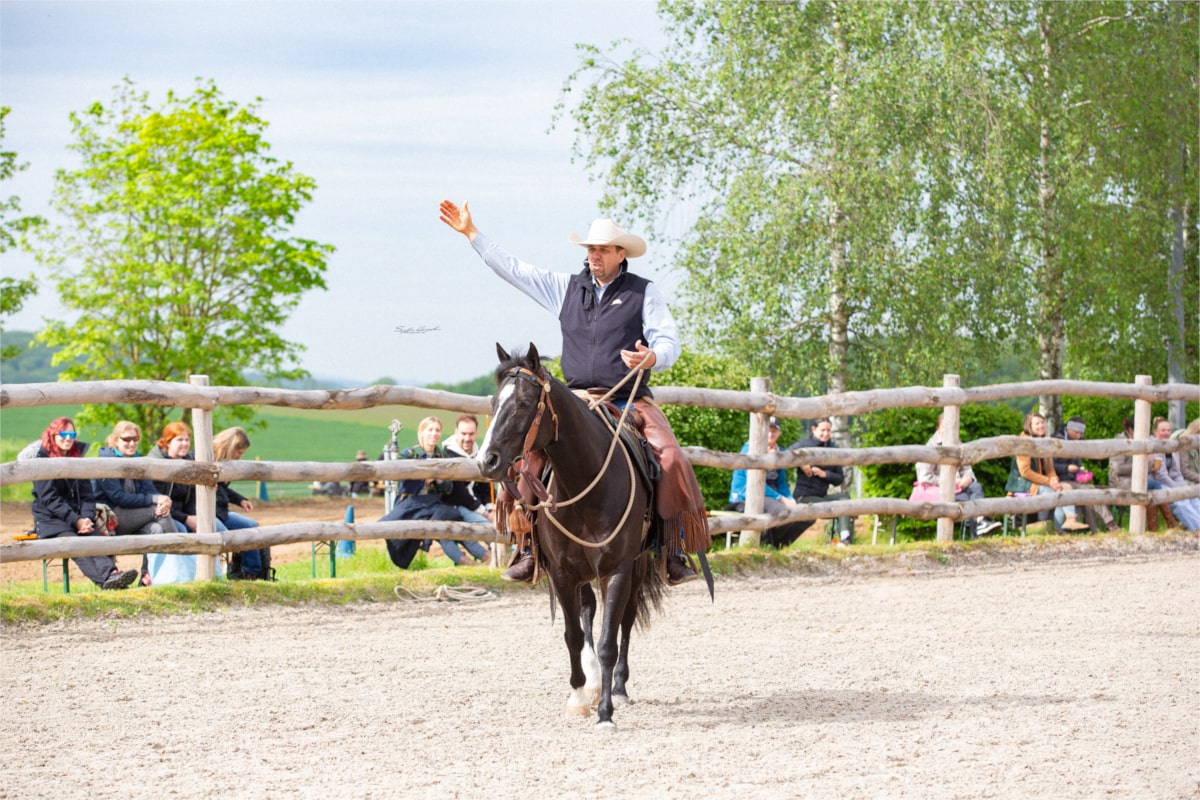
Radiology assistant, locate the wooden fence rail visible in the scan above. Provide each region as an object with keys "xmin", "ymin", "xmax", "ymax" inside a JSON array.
[
  {"xmin": 3, "ymin": 378, "xmax": 1196, "ymax": 416},
  {"xmin": 3, "ymin": 437, "xmax": 1193, "ymax": 488},
  {"xmin": 7, "ymin": 486, "xmax": 1198, "ymax": 563},
  {"xmin": 1, "ymin": 374, "xmax": 1196, "ymax": 566}
]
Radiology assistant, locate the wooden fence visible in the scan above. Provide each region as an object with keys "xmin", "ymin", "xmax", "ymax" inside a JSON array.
[{"xmin": 2, "ymin": 373, "xmax": 1196, "ymax": 571}]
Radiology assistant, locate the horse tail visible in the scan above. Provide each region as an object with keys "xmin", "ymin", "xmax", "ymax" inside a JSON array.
[{"xmin": 630, "ymin": 552, "xmax": 666, "ymax": 630}]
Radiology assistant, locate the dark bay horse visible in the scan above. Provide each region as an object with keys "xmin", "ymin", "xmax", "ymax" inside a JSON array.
[{"xmin": 476, "ymin": 343, "xmax": 664, "ymax": 729}]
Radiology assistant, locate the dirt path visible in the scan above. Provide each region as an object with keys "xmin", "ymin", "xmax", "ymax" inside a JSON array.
[{"xmin": 2, "ymin": 550, "xmax": 1197, "ymax": 799}]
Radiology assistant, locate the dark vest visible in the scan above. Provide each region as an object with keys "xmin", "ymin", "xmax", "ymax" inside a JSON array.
[{"xmin": 558, "ymin": 266, "xmax": 653, "ymax": 401}]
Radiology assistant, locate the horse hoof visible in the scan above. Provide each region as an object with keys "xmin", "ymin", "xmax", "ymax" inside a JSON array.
[
  {"xmin": 595, "ymin": 720, "xmax": 617, "ymax": 733},
  {"xmin": 565, "ymin": 703, "xmax": 592, "ymax": 718},
  {"xmin": 612, "ymin": 693, "xmax": 630, "ymax": 707}
]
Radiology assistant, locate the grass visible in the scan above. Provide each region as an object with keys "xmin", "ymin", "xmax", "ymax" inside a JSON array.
[
  {"xmin": 0, "ymin": 541, "xmax": 522, "ymax": 625},
  {"xmin": 5, "ymin": 526, "xmax": 1185, "ymax": 627}
]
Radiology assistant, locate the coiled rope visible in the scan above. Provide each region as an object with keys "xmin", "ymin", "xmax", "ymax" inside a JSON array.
[{"xmin": 393, "ymin": 584, "xmax": 498, "ymax": 603}]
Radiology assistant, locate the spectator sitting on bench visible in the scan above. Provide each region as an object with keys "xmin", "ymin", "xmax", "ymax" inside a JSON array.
[
  {"xmin": 788, "ymin": 417, "xmax": 856, "ymax": 545},
  {"xmin": 1109, "ymin": 416, "xmax": 1171, "ymax": 530},
  {"xmin": 913, "ymin": 413, "xmax": 1001, "ymax": 538},
  {"xmin": 348, "ymin": 450, "xmax": 374, "ymax": 497},
  {"xmin": 146, "ymin": 421, "xmax": 227, "ymax": 582},
  {"xmin": 31, "ymin": 417, "xmax": 139, "ymax": 591},
  {"xmin": 393, "ymin": 416, "xmax": 482, "ymax": 566},
  {"xmin": 1149, "ymin": 416, "xmax": 1200, "ymax": 530},
  {"xmin": 213, "ymin": 427, "xmax": 268, "ymax": 581},
  {"xmin": 1011, "ymin": 412, "xmax": 1089, "ymax": 532},
  {"xmin": 1052, "ymin": 415, "xmax": 1117, "ymax": 532},
  {"xmin": 727, "ymin": 417, "xmax": 807, "ymax": 548},
  {"xmin": 93, "ymin": 419, "xmax": 179, "ymax": 586}
]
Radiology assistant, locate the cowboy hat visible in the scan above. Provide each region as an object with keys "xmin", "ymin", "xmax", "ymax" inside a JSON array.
[{"xmin": 567, "ymin": 219, "xmax": 646, "ymax": 258}]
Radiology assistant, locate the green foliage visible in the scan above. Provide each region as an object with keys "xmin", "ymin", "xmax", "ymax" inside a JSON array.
[
  {"xmin": 564, "ymin": 1, "xmax": 1018, "ymax": 397},
  {"xmin": 0, "ymin": 107, "xmax": 43, "ymax": 358},
  {"xmin": 855, "ymin": 404, "xmax": 1023, "ymax": 539},
  {"xmin": 654, "ymin": 351, "xmax": 799, "ymax": 510},
  {"xmin": 563, "ymin": 1, "xmax": 1198, "ymax": 404},
  {"xmin": 31, "ymin": 78, "xmax": 334, "ymax": 438}
]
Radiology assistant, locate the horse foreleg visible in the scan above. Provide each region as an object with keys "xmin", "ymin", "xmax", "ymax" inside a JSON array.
[
  {"xmin": 576, "ymin": 583, "xmax": 602, "ymax": 710},
  {"xmin": 595, "ymin": 569, "xmax": 634, "ymax": 728},
  {"xmin": 558, "ymin": 581, "xmax": 591, "ymax": 717}
]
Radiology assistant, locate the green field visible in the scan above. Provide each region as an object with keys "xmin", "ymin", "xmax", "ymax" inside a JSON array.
[{"xmin": 1, "ymin": 403, "xmax": 485, "ymax": 501}]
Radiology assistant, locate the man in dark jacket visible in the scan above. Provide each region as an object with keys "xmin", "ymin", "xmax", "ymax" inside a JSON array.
[{"xmin": 789, "ymin": 418, "xmax": 856, "ymax": 545}]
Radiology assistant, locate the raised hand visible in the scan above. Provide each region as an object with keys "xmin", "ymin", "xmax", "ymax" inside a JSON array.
[{"xmin": 438, "ymin": 199, "xmax": 478, "ymax": 240}]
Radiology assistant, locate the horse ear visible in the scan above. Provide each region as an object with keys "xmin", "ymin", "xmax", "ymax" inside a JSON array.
[
  {"xmin": 496, "ymin": 343, "xmax": 510, "ymax": 362},
  {"xmin": 527, "ymin": 342, "xmax": 540, "ymax": 365}
]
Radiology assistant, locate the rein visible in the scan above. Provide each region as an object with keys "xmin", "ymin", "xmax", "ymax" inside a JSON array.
[{"xmin": 505, "ymin": 364, "xmax": 647, "ymax": 550}]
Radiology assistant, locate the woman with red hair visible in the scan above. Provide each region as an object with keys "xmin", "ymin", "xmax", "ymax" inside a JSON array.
[
  {"xmin": 31, "ymin": 417, "xmax": 139, "ymax": 590},
  {"xmin": 145, "ymin": 420, "xmax": 226, "ymax": 582}
]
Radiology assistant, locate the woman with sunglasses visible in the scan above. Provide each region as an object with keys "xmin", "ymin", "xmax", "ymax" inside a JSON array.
[
  {"xmin": 92, "ymin": 420, "xmax": 181, "ymax": 586},
  {"xmin": 30, "ymin": 417, "xmax": 140, "ymax": 590}
]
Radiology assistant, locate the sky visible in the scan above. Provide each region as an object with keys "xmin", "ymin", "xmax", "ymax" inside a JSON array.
[{"xmin": 0, "ymin": 0, "xmax": 686, "ymax": 386}]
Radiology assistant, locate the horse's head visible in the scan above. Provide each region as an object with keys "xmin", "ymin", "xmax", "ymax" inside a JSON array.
[{"xmin": 476, "ymin": 342, "xmax": 558, "ymax": 481}]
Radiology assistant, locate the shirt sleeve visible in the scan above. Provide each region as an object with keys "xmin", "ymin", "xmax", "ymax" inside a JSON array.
[
  {"xmin": 641, "ymin": 282, "xmax": 680, "ymax": 373},
  {"xmin": 470, "ymin": 232, "xmax": 571, "ymax": 315}
]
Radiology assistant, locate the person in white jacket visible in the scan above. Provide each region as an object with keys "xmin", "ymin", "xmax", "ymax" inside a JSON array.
[{"xmin": 913, "ymin": 414, "xmax": 1000, "ymax": 538}]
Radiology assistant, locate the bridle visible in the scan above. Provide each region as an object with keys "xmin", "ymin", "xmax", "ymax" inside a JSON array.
[
  {"xmin": 499, "ymin": 362, "xmax": 647, "ymax": 549},
  {"xmin": 508, "ymin": 366, "xmax": 559, "ymax": 456},
  {"xmin": 500, "ymin": 365, "xmax": 560, "ymax": 505}
]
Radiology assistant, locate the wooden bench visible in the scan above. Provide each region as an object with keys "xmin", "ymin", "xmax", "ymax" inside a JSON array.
[
  {"xmin": 42, "ymin": 557, "xmax": 71, "ymax": 593},
  {"xmin": 15, "ymin": 533, "xmax": 72, "ymax": 593}
]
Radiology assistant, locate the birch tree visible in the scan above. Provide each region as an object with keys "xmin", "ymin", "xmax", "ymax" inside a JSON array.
[{"xmin": 565, "ymin": 0, "xmax": 998, "ymax": 454}]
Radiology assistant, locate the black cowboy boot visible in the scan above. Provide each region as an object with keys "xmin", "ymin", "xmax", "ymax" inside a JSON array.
[
  {"xmin": 666, "ymin": 553, "xmax": 697, "ymax": 586},
  {"xmin": 501, "ymin": 549, "xmax": 536, "ymax": 583}
]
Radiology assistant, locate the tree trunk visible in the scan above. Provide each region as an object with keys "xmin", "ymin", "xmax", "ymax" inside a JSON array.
[
  {"xmin": 826, "ymin": 2, "xmax": 853, "ymax": 475},
  {"xmin": 1035, "ymin": 6, "xmax": 1064, "ymax": 431},
  {"xmin": 1166, "ymin": 142, "xmax": 1188, "ymax": 430}
]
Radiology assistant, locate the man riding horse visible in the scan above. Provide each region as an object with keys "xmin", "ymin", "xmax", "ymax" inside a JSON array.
[{"xmin": 439, "ymin": 200, "xmax": 710, "ymax": 585}]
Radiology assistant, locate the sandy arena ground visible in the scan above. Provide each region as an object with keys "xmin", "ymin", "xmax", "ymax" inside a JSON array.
[{"xmin": 2, "ymin": 528, "xmax": 1197, "ymax": 800}]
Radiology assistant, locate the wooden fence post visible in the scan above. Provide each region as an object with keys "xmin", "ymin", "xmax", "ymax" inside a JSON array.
[
  {"xmin": 1128, "ymin": 375, "xmax": 1152, "ymax": 534},
  {"xmin": 190, "ymin": 374, "xmax": 218, "ymax": 580},
  {"xmin": 740, "ymin": 377, "xmax": 769, "ymax": 548},
  {"xmin": 936, "ymin": 374, "xmax": 961, "ymax": 543}
]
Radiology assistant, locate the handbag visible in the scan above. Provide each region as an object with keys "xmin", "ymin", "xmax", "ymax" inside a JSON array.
[
  {"xmin": 93, "ymin": 503, "xmax": 119, "ymax": 535},
  {"xmin": 908, "ymin": 482, "xmax": 941, "ymax": 503}
]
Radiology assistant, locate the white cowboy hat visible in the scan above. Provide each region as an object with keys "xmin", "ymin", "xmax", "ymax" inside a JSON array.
[{"xmin": 567, "ymin": 219, "xmax": 646, "ymax": 258}]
